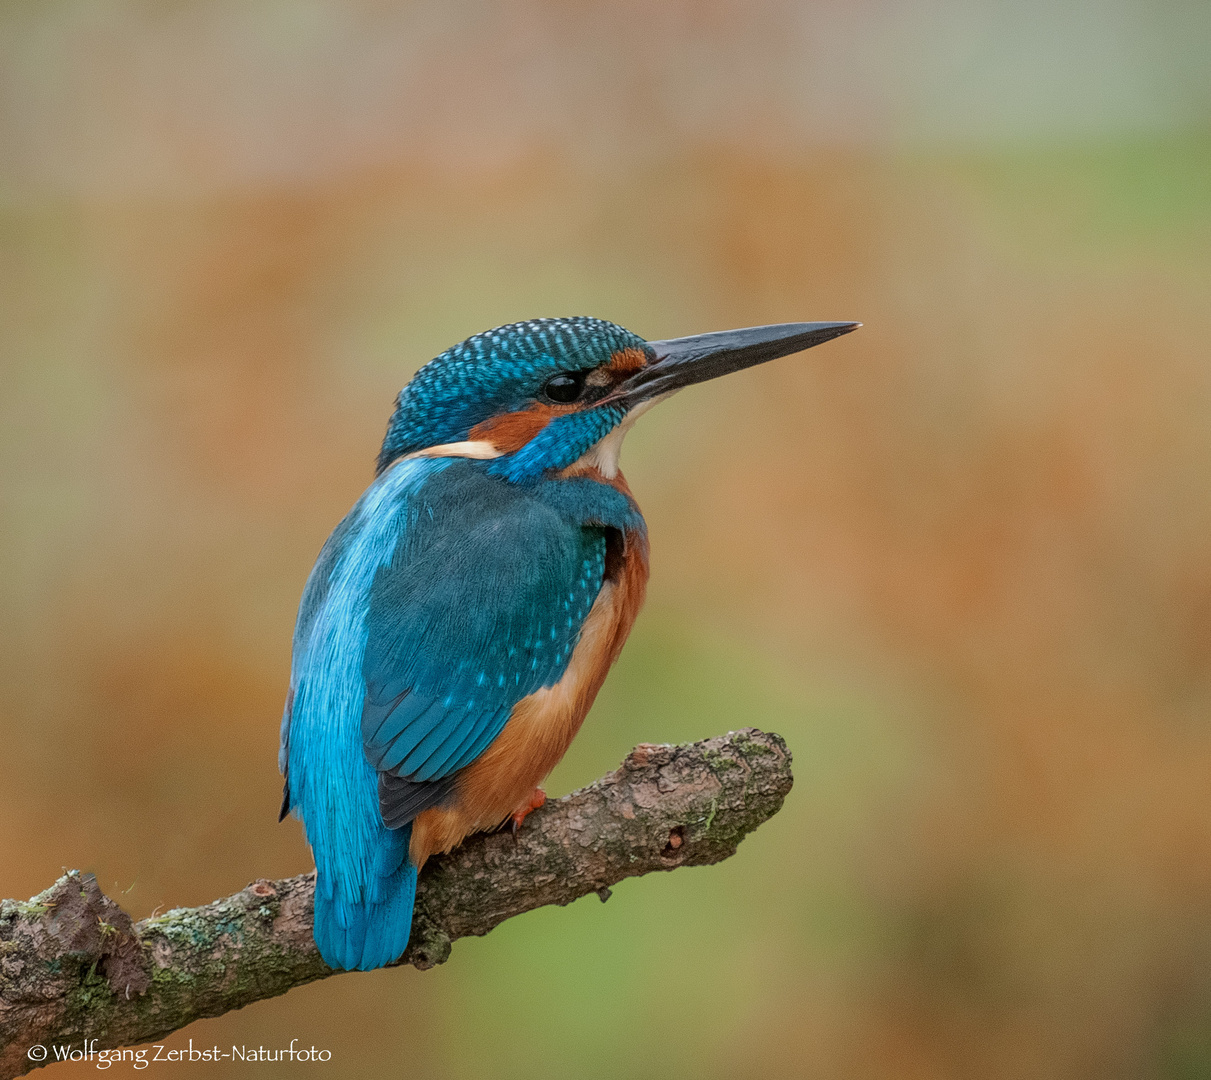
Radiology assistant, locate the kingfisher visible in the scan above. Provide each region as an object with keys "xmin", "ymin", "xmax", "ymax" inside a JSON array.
[{"xmin": 279, "ymin": 316, "xmax": 858, "ymax": 971}]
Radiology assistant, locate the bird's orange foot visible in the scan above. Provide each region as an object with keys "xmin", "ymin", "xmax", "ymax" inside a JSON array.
[{"xmin": 509, "ymin": 788, "xmax": 546, "ymax": 835}]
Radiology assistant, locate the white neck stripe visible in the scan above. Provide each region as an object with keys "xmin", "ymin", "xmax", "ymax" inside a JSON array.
[{"xmin": 402, "ymin": 440, "xmax": 503, "ymax": 461}]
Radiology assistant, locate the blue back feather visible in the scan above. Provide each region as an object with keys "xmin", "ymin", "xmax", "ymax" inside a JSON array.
[{"xmin": 359, "ymin": 462, "xmax": 642, "ymax": 790}]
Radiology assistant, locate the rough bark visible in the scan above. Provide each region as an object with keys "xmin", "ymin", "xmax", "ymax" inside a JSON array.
[{"xmin": 0, "ymin": 728, "xmax": 792, "ymax": 1078}]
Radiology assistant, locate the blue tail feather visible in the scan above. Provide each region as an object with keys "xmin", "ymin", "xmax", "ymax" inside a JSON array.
[{"xmin": 313, "ymin": 824, "xmax": 417, "ymax": 971}]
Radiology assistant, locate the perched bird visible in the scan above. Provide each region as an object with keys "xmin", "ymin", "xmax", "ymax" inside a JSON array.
[{"xmin": 280, "ymin": 316, "xmax": 858, "ymax": 970}]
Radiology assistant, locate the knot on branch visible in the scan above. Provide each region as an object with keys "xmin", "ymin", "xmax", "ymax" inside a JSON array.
[{"xmin": 1, "ymin": 872, "xmax": 150, "ymax": 1004}]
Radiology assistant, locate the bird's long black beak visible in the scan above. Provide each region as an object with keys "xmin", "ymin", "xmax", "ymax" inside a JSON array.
[{"xmin": 618, "ymin": 321, "xmax": 859, "ymax": 407}]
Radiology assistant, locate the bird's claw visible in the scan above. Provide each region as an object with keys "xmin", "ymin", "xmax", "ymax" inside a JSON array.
[{"xmin": 508, "ymin": 787, "xmax": 547, "ymax": 838}]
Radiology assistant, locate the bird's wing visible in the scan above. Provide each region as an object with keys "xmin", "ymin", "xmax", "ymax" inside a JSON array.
[{"xmin": 358, "ymin": 461, "xmax": 610, "ymax": 828}]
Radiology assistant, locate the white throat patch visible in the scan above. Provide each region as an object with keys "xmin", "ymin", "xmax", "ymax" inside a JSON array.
[{"xmin": 568, "ymin": 395, "xmax": 666, "ymax": 479}]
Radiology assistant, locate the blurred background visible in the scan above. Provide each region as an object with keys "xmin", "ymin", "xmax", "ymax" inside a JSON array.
[{"xmin": 2, "ymin": 1, "xmax": 1211, "ymax": 1077}]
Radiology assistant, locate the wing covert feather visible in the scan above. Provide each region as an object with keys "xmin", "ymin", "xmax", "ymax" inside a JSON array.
[{"xmin": 360, "ymin": 462, "xmax": 609, "ymax": 825}]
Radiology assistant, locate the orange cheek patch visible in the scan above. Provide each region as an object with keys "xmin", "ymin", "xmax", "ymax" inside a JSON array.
[
  {"xmin": 466, "ymin": 352, "xmax": 645, "ymax": 454},
  {"xmin": 468, "ymin": 403, "xmax": 574, "ymax": 453},
  {"xmin": 607, "ymin": 347, "xmax": 648, "ymax": 375}
]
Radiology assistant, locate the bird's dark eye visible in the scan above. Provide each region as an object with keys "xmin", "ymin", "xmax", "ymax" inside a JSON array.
[{"xmin": 543, "ymin": 372, "xmax": 585, "ymax": 404}]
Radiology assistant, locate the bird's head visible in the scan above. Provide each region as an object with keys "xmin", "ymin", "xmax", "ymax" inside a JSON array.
[{"xmin": 378, "ymin": 316, "xmax": 858, "ymax": 482}]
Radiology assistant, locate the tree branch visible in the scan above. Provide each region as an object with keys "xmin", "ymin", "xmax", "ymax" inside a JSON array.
[{"xmin": 0, "ymin": 728, "xmax": 792, "ymax": 1078}]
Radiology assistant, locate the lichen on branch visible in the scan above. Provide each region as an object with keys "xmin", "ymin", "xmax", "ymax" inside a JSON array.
[{"xmin": 0, "ymin": 728, "xmax": 792, "ymax": 1079}]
